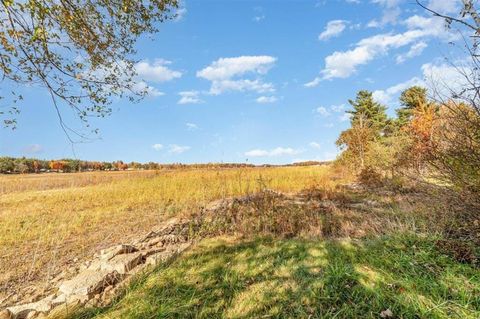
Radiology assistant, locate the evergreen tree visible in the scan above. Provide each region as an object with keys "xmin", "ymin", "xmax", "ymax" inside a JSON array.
[
  {"xmin": 396, "ymin": 86, "xmax": 428, "ymax": 127},
  {"xmin": 347, "ymin": 90, "xmax": 388, "ymax": 136}
]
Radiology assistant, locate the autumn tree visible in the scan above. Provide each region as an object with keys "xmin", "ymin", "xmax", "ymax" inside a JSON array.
[
  {"xmin": 337, "ymin": 91, "xmax": 390, "ymax": 170},
  {"xmin": 416, "ymin": 1, "xmax": 480, "ymax": 196},
  {"xmin": 396, "ymin": 86, "xmax": 428, "ymax": 127},
  {"xmin": 0, "ymin": 0, "xmax": 179, "ymax": 139}
]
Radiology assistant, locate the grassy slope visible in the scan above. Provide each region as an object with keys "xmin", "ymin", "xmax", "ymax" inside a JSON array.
[{"xmin": 71, "ymin": 235, "xmax": 480, "ymax": 319}]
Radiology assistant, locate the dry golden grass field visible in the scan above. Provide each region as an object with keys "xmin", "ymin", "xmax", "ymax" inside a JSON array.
[{"xmin": 0, "ymin": 166, "xmax": 338, "ymax": 304}]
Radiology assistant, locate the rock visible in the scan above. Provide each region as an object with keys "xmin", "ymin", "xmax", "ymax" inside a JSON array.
[
  {"xmin": 145, "ymin": 251, "xmax": 171, "ymax": 266},
  {"xmin": 100, "ymin": 244, "xmax": 138, "ymax": 261},
  {"xmin": 160, "ymin": 234, "xmax": 186, "ymax": 245},
  {"xmin": 100, "ymin": 252, "xmax": 143, "ymax": 274},
  {"xmin": 141, "ymin": 247, "xmax": 166, "ymax": 258},
  {"xmin": 7, "ymin": 294, "xmax": 57, "ymax": 319},
  {"xmin": 6, "ymin": 303, "xmax": 35, "ymax": 319},
  {"xmin": 51, "ymin": 294, "xmax": 66, "ymax": 307},
  {"xmin": 145, "ymin": 243, "xmax": 189, "ymax": 266},
  {"xmin": 58, "ymin": 270, "xmax": 121, "ymax": 297},
  {"xmin": 380, "ymin": 309, "xmax": 393, "ymax": 318},
  {"xmin": 0, "ymin": 309, "xmax": 12, "ymax": 319},
  {"xmin": 25, "ymin": 311, "xmax": 37, "ymax": 319},
  {"xmin": 146, "ymin": 237, "xmax": 163, "ymax": 247},
  {"xmin": 141, "ymin": 231, "xmax": 158, "ymax": 242}
]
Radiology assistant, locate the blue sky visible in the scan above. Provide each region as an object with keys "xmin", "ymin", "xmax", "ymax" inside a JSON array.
[{"xmin": 0, "ymin": 0, "xmax": 463, "ymax": 164}]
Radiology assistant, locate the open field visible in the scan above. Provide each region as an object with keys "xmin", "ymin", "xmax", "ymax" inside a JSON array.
[
  {"xmin": 0, "ymin": 166, "xmax": 338, "ymax": 305},
  {"xmin": 2, "ymin": 166, "xmax": 479, "ymax": 318}
]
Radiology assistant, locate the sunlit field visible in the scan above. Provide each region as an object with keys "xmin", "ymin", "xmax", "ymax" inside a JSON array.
[
  {"xmin": 0, "ymin": 166, "xmax": 338, "ymax": 302},
  {"xmin": 71, "ymin": 236, "xmax": 480, "ymax": 319}
]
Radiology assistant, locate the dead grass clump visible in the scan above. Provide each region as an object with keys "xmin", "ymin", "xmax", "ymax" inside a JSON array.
[
  {"xmin": 435, "ymin": 239, "xmax": 479, "ymax": 266},
  {"xmin": 358, "ymin": 167, "xmax": 384, "ymax": 188},
  {"xmin": 193, "ymin": 186, "xmax": 421, "ymax": 240},
  {"xmin": 195, "ymin": 190, "xmax": 325, "ymax": 239}
]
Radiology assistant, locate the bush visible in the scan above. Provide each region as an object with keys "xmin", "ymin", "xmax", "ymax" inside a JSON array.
[{"xmin": 358, "ymin": 166, "xmax": 384, "ymax": 188}]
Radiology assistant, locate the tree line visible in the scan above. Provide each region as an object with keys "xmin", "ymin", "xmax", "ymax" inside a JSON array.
[{"xmin": 0, "ymin": 157, "xmax": 258, "ymax": 174}]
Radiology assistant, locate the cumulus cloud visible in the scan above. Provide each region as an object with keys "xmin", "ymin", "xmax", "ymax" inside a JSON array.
[
  {"xmin": 178, "ymin": 91, "xmax": 203, "ymax": 104},
  {"xmin": 169, "ymin": 144, "xmax": 191, "ymax": 154},
  {"xmin": 197, "ymin": 56, "xmax": 276, "ymax": 95},
  {"xmin": 373, "ymin": 77, "xmax": 424, "ymax": 105},
  {"xmin": 421, "ymin": 61, "xmax": 468, "ymax": 99},
  {"xmin": 174, "ymin": 7, "xmax": 187, "ymax": 21},
  {"xmin": 256, "ymin": 96, "xmax": 277, "ymax": 103},
  {"xmin": 368, "ymin": 0, "xmax": 402, "ymax": 28},
  {"xmin": 330, "ymin": 103, "xmax": 346, "ymax": 112},
  {"xmin": 309, "ymin": 142, "xmax": 321, "ymax": 149},
  {"xmin": 339, "ymin": 112, "xmax": 352, "ymax": 122},
  {"xmin": 136, "ymin": 59, "xmax": 182, "ymax": 83},
  {"xmin": 371, "ymin": 60, "xmax": 468, "ymax": 106},
  {"xmin": 186, "ymin": 123, "xmax": 198, "ymax": 130},
  {"xmin": 245, "ymin": 147, "xmax": 302, "ymax": 157},
  {"xmin": 426, "ymin": 0, "xmax": 459, "ymax": 15},
  {"xmin": 24, "ymin": 144, "xmax": 43, "ymax": 154},
  {"xmin": 319, "ymin": 20, "xmax": 348, "ymax": 41},
  {"xmin": 152, "ymin": 144, "xmax": 164, "ymax": 151},
  {"xmin": 396, "ymin": 41, "xmax": 428, "ymax": 64},
  {"xmin": 306, "ymin": 15, "xmax": 452, "ymax": 85},
  {"xmin": 315, "ymin": 106, "xmax": 330, "ymax": 116},
  {"xmin": 132, "ymin": 81, "xmax": 164, "ymax": 97}
]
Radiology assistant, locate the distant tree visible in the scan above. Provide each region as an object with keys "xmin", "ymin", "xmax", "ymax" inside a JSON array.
[
  {"xmin": 0, "ymin": 0, "xmax": 179, "ymax": 139},
  {"xmin": 49, "ymin": 160, "xmax": 64, "ymax": 172},
  {"xmin": 396, "ymin": 86, "xmax": 429, "ymax": 127},
  {"xmin": 337, "ymin": 114, "xmax": 376, "ymax": 169},
  {"xmin": 347, "ymin": 90, "xmax": 389, "ymax": 136},
  {"xmin": 0, "ymin": 157, "xmax": 15, "ymax": 173},
  {"xmin": 13, "ymin": 157, "xmax": 29, "ymax": 173}
]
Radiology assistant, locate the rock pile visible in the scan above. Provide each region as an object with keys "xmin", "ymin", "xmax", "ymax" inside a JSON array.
[{"xmin": 1, "ymin": 218, "xmax": 192, "ymax": 319}]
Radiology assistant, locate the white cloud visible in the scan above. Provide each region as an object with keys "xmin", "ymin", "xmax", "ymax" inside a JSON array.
[
  {"xmin": 169, "ymin": 144, "xmax": 191, "ymax": 154},
  {"xmin": 132, "ymin": 81, "xmax": 164, "ymax": 97},
  {"xmin": 174, "ymin": 7, "xmax": 187, "ymax": 21},
  {"xmin": 309, "ymin": 142, "xmax": 321, "ymax": 149},
  {"xmin": 421, "ymin": 61, "xmax": 467, "ymax": 99},
  {"xmin": 197, "ymin": 56, "xmax": 276, "ymax": 95},
  {"xmin": 306, "ymin": 15, "xmax": 452, "ymax": 85},
  {"xmin": 197, "ymin": 56, "xmax": 276, "ymax": 80},
  {"xmin": 426, "ymin": 0, "xmax": 459, "ymax": 15},
  {"xmin": 210, "ymin": 79, "xmax": 274, "ymax": 95},
  {"xmin": 304, "ymin": 77, "xmax": 322, "ymax": 88},
  {"xmin": 178, "ymin": 91, "xmax": 203, "ymax": 104},
  {"xmin": 256, "ymin": 96, "xmax": 277, "ymax": 103},
  {"xmin": 253, "ymin": 6, "xmax": 265, "ymax": 22},
  {"xmin": 186, "ymin": 123, "xmax": 198, "ymax": 130},
  {"xmin": 319, "ymin": 20, "xmax": 348, "ymax": 41},
  {"xmin": 245, "ymin": 147, "xmax": 302, "ymax": 157},
  {"xmin": 368, "ymin": 0, "xmax": 402, "ymax": 28},
  {"xmin": 396, "ymin": 41, "xmax": 428, "ymax": 64},
  {"xmin": 371, "ymin": 60, "xmax": 466, "ymax": 106},
  {"xmin": 315, "ymin": 106, "xmax": 330, "ymax": 116},
  {"xmin": 330, "ymin": 103, "xmax": 346, "ymax": 112},
  {"xmin": 339, "ymin": 112, "xmax": 352, "ymax": 122},
  {"xmin": 152, "ymin": 144, "xmax": 164, "ymax": 151},
  {"xmin": 373, "ymin": 77, "xmax": 424, "ymax": 105},
  {"xmin": 136, "ymin": 59, "xmax": 182, "ymax": 83},
  {"xmin": 253, "ymin": 14, "xmax": 265, "ymax": 22},
  {"xmin": 24, "ymin": 144, "xmax": 43, "ymax": 154}
]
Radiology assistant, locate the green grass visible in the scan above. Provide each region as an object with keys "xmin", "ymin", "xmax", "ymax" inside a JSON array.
[{"xmin": 70, "ymin": 234, "xmax": 480, "ymax": 319}]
